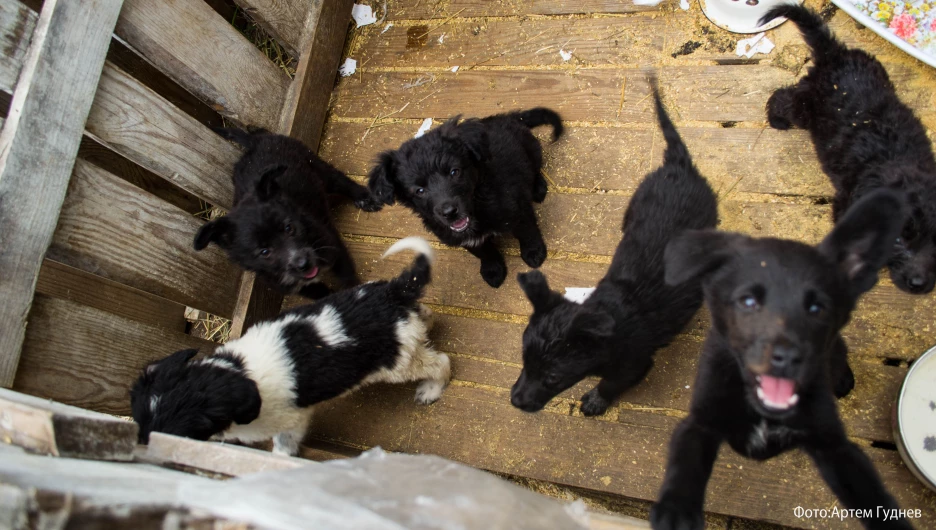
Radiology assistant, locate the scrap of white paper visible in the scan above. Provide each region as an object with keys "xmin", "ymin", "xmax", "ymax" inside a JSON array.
[
  {"xmin": 414, "ymin": 118, "xmax": 433, "ymax": 138},
  {"xmin": 633, "ymin": 0, "xmax": 665, "ymax": 5},
  {"xmin": 735, "ymin": 32, "xmax": 775, "ymax": 59},
  {"xmin": 563, "ymin": 287, "xmax": 596, "ymax": 304},
  {"xmin": 338, "ymin": 58, "xmax": 357, "ymax": 77},
  {"xmin": 451, "ymin": 66, "xmax": 459, "ymax": 73},
  {"xmin": 559, "ymin": 49, "xmax": 572, "ymax": 61},
  {"xmin": 352, "ymin": 4, "xmax": 378, "ymax": 26},
  {"xmin": 438, "ymin": 33, "xmax": 446, "ymax": 44},
  {"xmin": 680, "ymin": 0, "xmax": 690, "ymax": 10},
  {"xmin": 381, "ymin": 22, "xmax": 394, "ymax": 34}
]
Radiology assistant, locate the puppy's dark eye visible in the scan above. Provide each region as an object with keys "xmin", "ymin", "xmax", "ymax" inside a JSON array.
[
  {"xmin": 284, "ymin": 223, "xmax": 294, "ymax": 235},
  {"xmin": 737, "ymin": 295, "xmax": 759, "ymax": 311},
  {"xmin": 807, "ymin": 302, "xmax": 825, "ymax": 316},
  {"xmin": 415, "ymin": 187, "xmax": 426, "ymax": 195},
  {"xmin": 450, "ymin": 168, "xmax": 461, "ymax": 178},
  {"xmin": 259, "ymin": 248, "xmax": 271, "ymax": 258}
]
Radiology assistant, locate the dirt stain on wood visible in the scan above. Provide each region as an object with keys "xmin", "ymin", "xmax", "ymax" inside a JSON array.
[{"xmin": 406, "ymin": 25, "xmax": 429, "ymax": 49}]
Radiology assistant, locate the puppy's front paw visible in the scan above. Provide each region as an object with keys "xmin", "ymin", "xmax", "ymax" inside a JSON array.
[
  {"xmin": 480, "ymin": 260, "xmax": 507, "ymax": 288},
  {"xmin": 833, "ymin": 363, "xmax": 855, "ymax": 399},
  {"xmin": 650, "ymin": 500, "xmax": 704, "ymax": 530},
  {"xmin": 415, "ymin": 379, "xmax": 445, "ymax": 404},
  {"xmin": 580, "ymin": 388, "xmax": 611, "ymax": 417},
  {"xmin": 521, "ymin": 242, "xmax": 547, "ymax": 268},
  {"xmin": 354, "ymin": 195, "xmax": 383, "ymax": 212}
]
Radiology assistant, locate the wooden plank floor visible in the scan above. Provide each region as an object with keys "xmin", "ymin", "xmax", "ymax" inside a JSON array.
[{"xmin": 296, "ymin": 1, "xmax": 936, "ymax": 527}]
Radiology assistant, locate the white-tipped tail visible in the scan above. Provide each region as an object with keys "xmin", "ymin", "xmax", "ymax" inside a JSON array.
[{"xmin": 382, "ymin": 236, "xmax": 435, "ymax": 264}]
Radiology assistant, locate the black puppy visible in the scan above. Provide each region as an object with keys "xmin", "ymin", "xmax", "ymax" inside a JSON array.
[
  {"xmin": 195, "ymin": 129, "xmax": 380, "ymax": 298},
  {"xmin": 510, "ymin": 82, "xmax": 718, "ymax": 416},
  {"xmin": 651, "ymin": 190, "xmax": 912, "ymax": 530},
  {"xmin": 367, "ymin": 108, "xmax": 563, "ymax": 287},
  {"xmin": 763, "ymin": 5, "xmax": 936, "ymax": 294}
]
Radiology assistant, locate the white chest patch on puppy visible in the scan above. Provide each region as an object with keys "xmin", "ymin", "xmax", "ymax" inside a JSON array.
[
  {"xmin": 308, "ymin": 304, "xmax": 354, "ymax": 348},
  {"xmin": 200, "ymin": 358, "xmax": 239, "ymax": 371}
]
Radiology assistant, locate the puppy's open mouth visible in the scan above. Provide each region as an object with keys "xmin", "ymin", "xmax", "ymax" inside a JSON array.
[
  {"xmin": 304, "ymin": 266, "xmax": 320, "ymax": 279},
  {"xmin": 450, "ymin": 217, "xmax": 470, "ymax": 233},
  {"xmin": 755, "ymin": 375, "xmax": 799, "ymax": 410}
]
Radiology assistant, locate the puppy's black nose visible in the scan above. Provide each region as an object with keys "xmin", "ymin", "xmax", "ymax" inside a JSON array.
[
  {"xmin": 293, "ymin": 257, "xmax": 310, "ymax": 272},
  {"xmin": 439, "ymin": 203, "xmax": 458, "ymax": 219},
  {"xmin": 908, "ymin": 276, "xmax": 927, "ymax": 290},
  {"xmin": 770, "ymin": 344, "xmax": 802, "ymax": 371}
]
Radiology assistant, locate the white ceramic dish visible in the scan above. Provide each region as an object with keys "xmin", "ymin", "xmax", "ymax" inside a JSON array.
[
  {"xmin": 832, "ymin": 0, "xmax": 936, "ymax": 69},
  {"xmin": 699, "ymin": 0, "xmax": 803, "ymax": 34},
  {"xmin": 894, "ymin": 344, "xmax": 936, "ymax": 492}
]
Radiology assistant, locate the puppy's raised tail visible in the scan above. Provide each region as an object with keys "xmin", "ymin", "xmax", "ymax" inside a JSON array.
[
  {"xmin": 649, "ymin": 77, "xmax": 692, "ymax": 171},
  {"xmin": 759, "ymin": 5, "xmax": 845, "ymax": 65},
  {"xmin": 383, "ymin": 237, "xmax": 434, "ymax": 304},
  {"xmin": 511, "ymin": 107, "xmax": 564, "ymax": 141}
]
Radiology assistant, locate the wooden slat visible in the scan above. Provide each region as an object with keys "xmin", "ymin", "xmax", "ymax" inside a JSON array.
[
  {"xmin": 35, "ymin": 258, "xmax": 188, "ymax": 332},
  {"xmin": 47, "ymin": 159, "xmax": 240, "ymax": 318},
  {"xmin": 330, "ymin": 66, "xmax": 796, "ymax": 123},
  {"xmin": 87, "ymin": 61, "xmax": 239, "ymax": 210},
  {"xmin": 385, "ymin": 0, "xmax": 658, "ymax": 19},
  {"xmin": 320, "ymin": 121, "xmax": 830, "ymax": 197},
  {"xmin": 233, "ymin": 0, "xmax": 307, "ymax": 58},
  {"xmin": 0, "ymin": 0, "xmax": 124, "ymax": 388},
  {"xmin": 233, "ymin": 0, "xmax": 354, "ymax": 338},
  {"xmin": 140, "ymin": 432, "xmax": 309, "ymax": 476},
  {"xmin": 115, "ymin": 0, "xmax": 290, "ymax": 129},
  {"xmin": 309, "ymin": 383, "xmax": 934, "ymax": 529},
  {"xmin": 0, "ymin": 0, "xmax": 37, "ymax": 93},
  {"xmin": 0, "ymin": 387, "xmax": 137, "ymax": 460},
  {"xmin": 15, "ymin": 295, "xmax": 215, "ymax": 415}
]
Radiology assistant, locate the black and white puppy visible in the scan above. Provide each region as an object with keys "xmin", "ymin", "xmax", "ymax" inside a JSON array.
[
  {"xmin": 510, "ymin": 82, "xmax": 718, "ymax": 417},
  {"xmin": 367, "ymin": 108, "xmax": 563, "ymax": 288},
  {"xmin": 651, "ymin": 190, "xmax": 912, "ymax": 530},
  {"xmin": 131, "ymin": 237, "xmax": 450, "ymax": 456},
  {"xmin": 763, "ymin": 5, "xmax": 936, "ymax": 294},
  {"xmin": 195, "ymin": 129, "xmax": 381, "ymax": 298}
]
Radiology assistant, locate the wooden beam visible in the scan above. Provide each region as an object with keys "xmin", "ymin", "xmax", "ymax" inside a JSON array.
[
  {"xmin": 229, "ymin": 0, "xmax": 354, "ymax": 338},
  {"xmin": 232, "ymin": 0, "xmax": 308, "ymax": 58},
  {"xmin": 139, "ymin": 433, "xmax": 309, "ymax": 477},
  {"xmin": 35, "ymin": 259, "xmax": 189, "ymax": 333},
  {"xmin": 115, "ymin": 0, "xmax": 289, "ymax": 130},
  {"xmin": 15, "ymin": 295, "xmax": 216, "ymax": 415},
  {"xmin": 0, "ymin": 0, "xmax": 37, "ymax": 94},
  {"xmin": 0, "ymin": 387, "xmax": 137, "ymax": 460},
  {"xmin": 0, "ymin": 0, "xmax": 124, "ymax": 388}
]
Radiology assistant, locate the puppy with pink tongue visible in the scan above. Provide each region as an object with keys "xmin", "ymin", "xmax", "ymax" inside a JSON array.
[{"xmin": 651, "ymin": 189, "xmax": 914, "ymax": 530}]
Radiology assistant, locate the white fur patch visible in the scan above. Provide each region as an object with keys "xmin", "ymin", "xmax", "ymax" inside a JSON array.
[
  {"xmin": 748, "ymin": 420, "xmax": 769, "ymax": 453},
  {"xmin": 149, "ymin": 395, "xmax": 160, "ymax": 415},
  {"xmin": 460, "ymin": 233, "xmax": 492, "ymax": 248},
  {"xmin": 215, "ymin": 316, "xmax": 311, "ymax": 445},
  {"xmin": 200, "ymin": 358, "xmax": 239, "ymax": 371},
  {"xmin": 309, "ymin": 305, "xmax": 354, "ymax": 348}
]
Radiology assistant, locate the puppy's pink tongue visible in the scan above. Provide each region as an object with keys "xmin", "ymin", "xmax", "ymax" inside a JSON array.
[
  {"xmin": 304, "ymin": 266, "xmax": 319, "ymax": 279},
  {"xmin": 759, "ymin": 375, "xmax": 795, "ymax": 404},
  {"xmin": 451, "ymin": 217, "xmax": 469, "ymax": 230}
]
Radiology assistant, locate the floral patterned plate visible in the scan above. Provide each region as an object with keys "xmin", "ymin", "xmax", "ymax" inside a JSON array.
[{"xmin": 832, "ymin": 0, "xmax": 936, "ymax": 67}]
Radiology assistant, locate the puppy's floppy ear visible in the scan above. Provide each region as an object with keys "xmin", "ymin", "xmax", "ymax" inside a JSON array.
[
  {"xmin": 194, "ymin": 217, "xmax": 235, "ymax": 251},
  {"xmin": 256, "ymin": 165, "xmax": 287, "ymax": 202},
  {"xmin": 368, "ymin": 151, "xmax": 397, "ymax": 206},
  {"xmin": 231, "ymin": 378, "xmax": 262, "ymax": 425},
  {"xmin": 665, "ymin": 230, "xmax": 739, "ymax": 286},
  {"xmin": 518, "ymin": 271, "xmax": 564, "ymax": 313},
  {"xmin": 570, "ymin": 308, "xmax": 615, "ymax": 341},
  {"xmin": 146, "ymin": 348, "xmax": 199, "ymax": 375},
  {"xmin": 818, "ymin": 189, "xmax": 906, "ymax": 297},
  {"xmin": 455, "ymin": 119, "xmax": 490, "ymax": 162}
]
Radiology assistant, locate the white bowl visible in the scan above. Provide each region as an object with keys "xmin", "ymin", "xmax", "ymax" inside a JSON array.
[
  {"xmin": 700, "ymin": 0, "xmax": 804, "ymax": 33},
  {"xmin": 894, "ymin": 344, "xmax": 936, "ymax": 492},
  {"xmin": 831, "ymin": 0, "xmax": 936, "ymax": 69}
]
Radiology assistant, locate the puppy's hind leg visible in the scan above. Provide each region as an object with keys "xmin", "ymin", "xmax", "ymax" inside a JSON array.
[
  {"xmin": 417, "ymin": 303, "xmax": 435, "ymax": 332},
  {"xmin": 580, "ymin": 357, "xmax": 653, "ymax": 416},
  {"xmin": 413, "ymin": 347, "xmax": 452, "ymax": 405},
  {"xmin": 532, "ymin": 172, "xmax": 548, "ymax": 203},
  {"xmin": 272, "ymin": 429, "xmax": 304, "ymax": 456},
  {"xmin": 512, "ymin": 203, "xmax": 548, "ymax": 268}
]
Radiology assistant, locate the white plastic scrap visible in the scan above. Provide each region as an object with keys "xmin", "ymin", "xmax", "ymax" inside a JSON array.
[
  {"xmin": 563, "ymin": 287, "xmax": 596, "ymax": 304},
  {"xmin": 633, "ymin": 0, "xmax": 665, "ymax": 5},
  {"xmin": 735, "ymin": 32, "xmax": 775, "ymax": 59},
  {"xmin": 680, "ymin": 0, "xmax": 690, "ymax": 10},
  {"xmin": 450, "ymin": 66, "xmax": 459, "ymax": 73},
  {"xmin": 352, "ymin": 4, "xmax": 378, "ymax": 27},
  {"xmin": 559, "ymin": 49, "xmax": 573, "ymax": 61},
  {"xmin": 381, "ymin": 22, "xmax": 394, "ymax": 34},
  {"xmin": 438, "ymin": 33, "xmax": 446, "ymax": 44},
  {"xmin": 414, "ymin": 118, "xmax": 433, "ymax": 138},
  {"xmin": 338, "ymin": 58, "xmax": 357, "ymax": 77}
]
